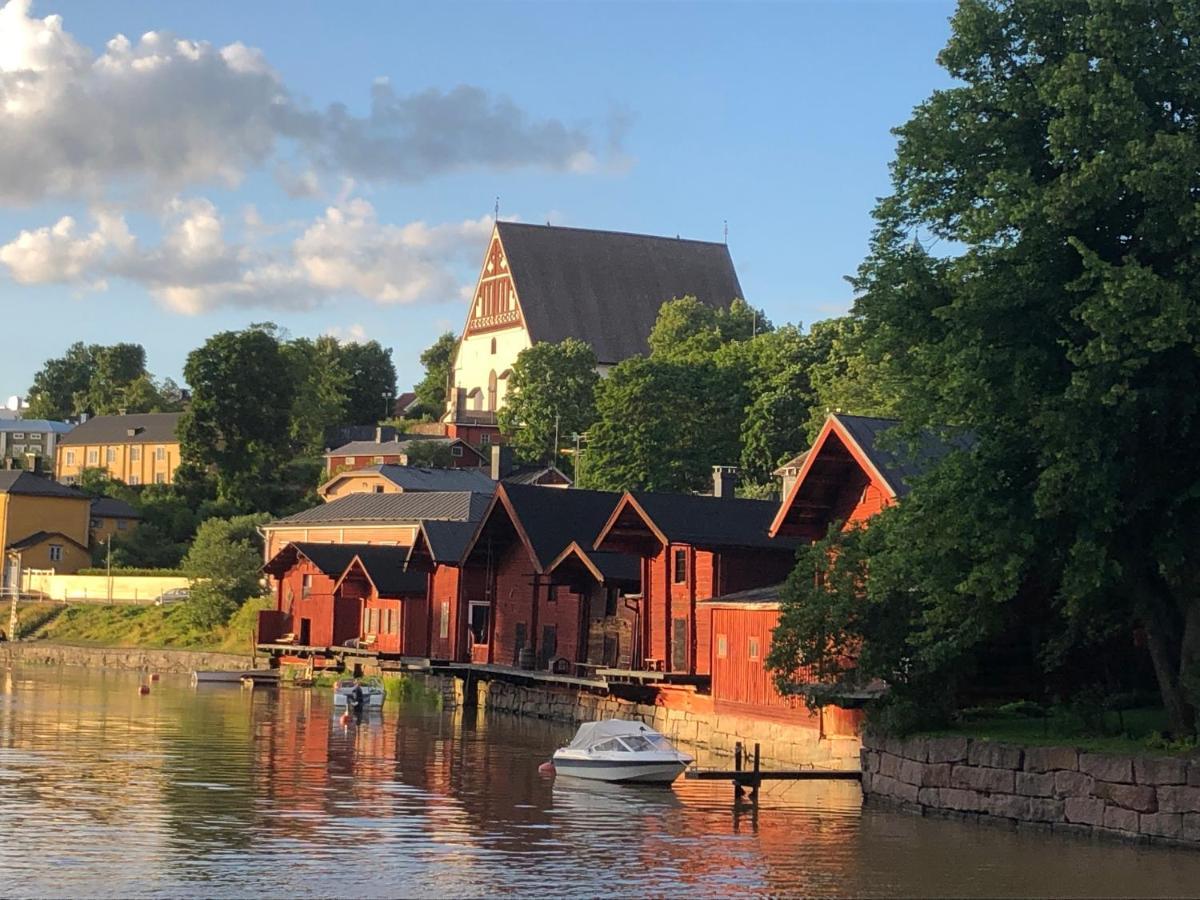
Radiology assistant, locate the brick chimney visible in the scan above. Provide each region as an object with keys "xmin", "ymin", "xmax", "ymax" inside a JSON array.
[
  {"xmin": 491, "ymin": 444, "xmax": 515, "ymax": 481},
  {"xmin": 712, "ymin": 465, "xmax": 738, "ymax": 499}
]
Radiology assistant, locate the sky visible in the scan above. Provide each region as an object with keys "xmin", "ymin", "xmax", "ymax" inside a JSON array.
[{"xmin": 0, "ymin": 0, "xmax": 957, "ymax": 401}]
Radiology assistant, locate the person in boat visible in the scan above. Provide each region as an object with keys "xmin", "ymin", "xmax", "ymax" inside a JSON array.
[{"xmin": 350, "ymin": 680, "xmax": 365, "ymax": 713}]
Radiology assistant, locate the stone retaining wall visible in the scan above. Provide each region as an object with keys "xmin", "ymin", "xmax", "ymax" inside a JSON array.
[
  {"xmin": 861, "ymin": 731, "xmax": 1200, "ymax": 847},
  {"xmin": 443, "ymin": 675, "xmax": 860, "ymax": 769},
  {"xmin": 1, "ymin": 640, "xmax": 257, "ymax": 674}
]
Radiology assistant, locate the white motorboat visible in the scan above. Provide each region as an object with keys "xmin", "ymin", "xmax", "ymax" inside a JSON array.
[
  {"xmin": 332, "ymin": 677, "xmax": 385, "ymax": 709},
  {"xmin": 551, "ymin": 719, "xmax": 693, "ymax": 784}
]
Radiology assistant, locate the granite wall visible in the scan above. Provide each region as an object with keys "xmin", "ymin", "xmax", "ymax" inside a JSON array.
[
  {"xmin": 1, "ymin": 640, "xmax": 258, "ymax": 674},
  {"xmin": 861, "ymin": 731, "xmax": 1200, "ymax": 848}
]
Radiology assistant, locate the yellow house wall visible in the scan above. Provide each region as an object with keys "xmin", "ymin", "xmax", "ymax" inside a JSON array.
[
  {"xmin": 319, "ymin": 474, "xmax": 403, "ymax": 500},
  {"xmin": 90, "ymin": 516, "xmax": 138, "ymax": 545},
  {"xmin": 56, "ymin": 441, "xmax": 181, "ymax": 486},
  {"xmin": 11, "ymin": 534, "xmax": 91, "ymax": 574},
  {"xmin": 5, "ymin": 493, "xmax": 91, "ymax": 548}
]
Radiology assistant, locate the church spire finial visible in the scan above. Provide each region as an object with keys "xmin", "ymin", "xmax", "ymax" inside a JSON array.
[
  {"xmin": 724, "ymin": 219, "xmax": 728, "ymax": 244},
  {"xmin": 494, "ymin": 196, "xmax": 500, "ymax": 223}
]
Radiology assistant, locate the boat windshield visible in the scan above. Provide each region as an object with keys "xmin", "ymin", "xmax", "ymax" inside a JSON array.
[{"xmin": 617, "ymin": 735, "xmax": 655, "ymax": 752}]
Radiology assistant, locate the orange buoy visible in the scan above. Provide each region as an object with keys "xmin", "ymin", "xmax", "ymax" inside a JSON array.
[
  {"xmin": 340, "ymin": 712, "xmax": 352, "ymax": 726},
  {"xmin": 538, "ymin": 761, "xmax": 556, "ymax": 776},
  {"xmin": 138, "ymin": 685, "xmax": 150, "ymax": 695}
]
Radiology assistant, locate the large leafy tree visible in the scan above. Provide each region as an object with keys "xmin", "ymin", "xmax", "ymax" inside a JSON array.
[
  {"xmin": 180, "ymin": 327, "xmax": 296, "ymax": 512},
  {"xmin": 771, "ymin": 0, "xmax": 1200, "ymax": 736},
  {"xmin": 339, "ymin": 340, "xmax": 397, "ymax": 425},
  {"xmin": 498, "ymin": 339, "xmax": 599, "ymax": 465},
  {"xmin": 413, "ymin": 332, "xmax": 458, "ymax": 415},
  {"xmin": 283, "ymin": 336, "xmax": 349, "ymax": 452},
  {"xmin": 182, "ymin": 514, "xmax": 269, "ymax": 629},
  {"xmin": 25, "ymin": 342, "xmax": 97, "ymax": 419}
]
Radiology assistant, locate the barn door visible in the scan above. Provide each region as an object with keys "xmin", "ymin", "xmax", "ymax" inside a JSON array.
[
  {"xmin": 671, "ymin": 617, "xmax": 688, "ymax": 672},
  {"xmin": 539, "ymin": 625, "xmax": 558, "ymax": 670}
]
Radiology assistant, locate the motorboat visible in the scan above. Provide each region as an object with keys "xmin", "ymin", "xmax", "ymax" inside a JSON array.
[
  {"xmin": 551, "ymin": 719, "xmax": 693, "ymax": 784},
  {"xmin": 332, "ymin": 677, "xmax": 385, "ymax": 709},
  {"xmin": 192, "ymin": 669, "xmax": 272, "ymax": 685}
]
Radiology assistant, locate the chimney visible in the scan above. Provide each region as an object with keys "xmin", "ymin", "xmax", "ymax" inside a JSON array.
[
  {"xmin": 712, "ymin": 465, "xmax": 738, "ymax": 499},
  {"xmin": 491, "ymin": 444, "xmax": 515, "ymax": 481},
  {"xmin": 375, "ymin": 425, "xmax": 383, "ymax": 443},
  {"xmin": 118, "ymin": 407, "xmax": 127, "ymax": 416}
]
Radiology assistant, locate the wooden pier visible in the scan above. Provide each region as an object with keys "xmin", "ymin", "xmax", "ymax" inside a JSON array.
[{"xmin": 686, "ymin": 742, "xmax": 862, "ymax": 800}]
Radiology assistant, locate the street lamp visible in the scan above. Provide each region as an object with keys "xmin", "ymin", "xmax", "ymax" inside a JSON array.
[{"xmin": 382, "ymin": 391, "xmax": 391, "ymax": 421}]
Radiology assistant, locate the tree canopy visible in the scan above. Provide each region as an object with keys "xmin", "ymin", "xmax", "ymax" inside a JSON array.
[
  {"xmin": 25, "ymin": 341, "xmax": 181, "ymax": 420},
  {"xmin": 769, "ymin": 0, "xmax": 1200, "ymax": 737},
  {"xmin": 498, "ymin": 338, "xmax": 599, "ymax": 466},
  {"xmin": 412, "ymin": 332, "xmax": 458, "ymax": 416}
]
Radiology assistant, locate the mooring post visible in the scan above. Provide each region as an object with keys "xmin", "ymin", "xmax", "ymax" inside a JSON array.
[
  {"xmin": 734, "ymin": 741, "xmax": 745, "ymax": 800},
  {"xmin": 751, "ymin": 742, "xmax": 761, "ymax": 801}
]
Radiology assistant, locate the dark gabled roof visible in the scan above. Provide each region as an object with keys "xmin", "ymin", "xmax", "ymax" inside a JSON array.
[
  {"xmin": 371, "ymin": 465, "xmax": 496, "ymax": 493},
  {"xmin": 268, "ymin": 491, "xmax": 491, "ymax": 528},
  {"xmin": 498, "ymin": 222, "xmax": 744, "ymax": 364},
  {"xmin": 546, "ymin": 541, "xmax": 640, "ymax": 586},
  {"xmin": 263, "ymin": 542, "xmax": 372, "ymax": 578},
  {"xmin": 58, "ymin": 413, "xmax": 181, "ymax": 446},
  {"xmin": 502, "ymin": 464, "xmax": 573, "ymax": 487},
  {"xmin": 698, "ymin": 583, "xmax": 784, "ymax": 607},
  {"xmin": 412, "ymin": 518, "xmax": 481, "ymax": 566},
  {"xmin": 834, "ymin": 414, "xmax": 975, "ymax": 498},
  {"xmin": 345, "ymin": 546, "xmax": 427, "ymax": 596},
  {"xmin": 0, "ymin": 471, "xmax": 88, "ymax": 499},
  {"xmin": 6, "ymin": 530, "xmax": 88, "ymax": 552},
  {"xmin": 90, "ymin": 497, "xmax": 140, "ymax": 519},
  {"xmin": 621, "ymin": 492, "xmax": 798, "ymax": 551},
  {"xmin": 772, "ymin": 450, "xmax": 809, "ymax": 477}
]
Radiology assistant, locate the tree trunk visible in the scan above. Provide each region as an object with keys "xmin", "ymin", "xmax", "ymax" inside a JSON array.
[
  {"xmin": 1176, "ymin": 596, "xmax": 1200, "ymax": 738},
  {"xmin": 1140, "ymin": 597, "xmax": 1195, "ymax": 738}
]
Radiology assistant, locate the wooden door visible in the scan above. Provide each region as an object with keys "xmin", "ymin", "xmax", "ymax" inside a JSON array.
[{"xmin": 671, "ymin": 617, "xmax": 688, "ymax": 672}]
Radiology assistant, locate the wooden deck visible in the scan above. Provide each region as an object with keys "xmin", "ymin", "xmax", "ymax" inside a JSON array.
[
  {"xmin": 686, "ymin": 741, "xmax": 861, "ymax": 800},
  {"xmin": 434, "ymin": 662, "xmax": 609, "ymax": 690}
]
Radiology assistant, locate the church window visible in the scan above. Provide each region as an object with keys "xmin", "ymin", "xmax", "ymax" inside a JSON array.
[{"xmin": 491, "ymin": 337, "xmax": 497, "ymax": 355}]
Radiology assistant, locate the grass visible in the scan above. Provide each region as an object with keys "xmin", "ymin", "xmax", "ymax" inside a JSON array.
[
  {"xmin": 280, "ymin": 668, "xmax": 443, "ymax": 708},
  {"xmin": 13, "ymin": 596, "xmax": 273, "ymax": 654},
  {"xmin": 920, "ymin": 706, "xmax": 1194, "ymax": 756}
]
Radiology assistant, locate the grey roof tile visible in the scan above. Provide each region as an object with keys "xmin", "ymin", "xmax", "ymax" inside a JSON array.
[
  {"xmin": 57, "ymin": 412, "xmax": 181, "ymax": 446},
  {"xmin": 0, "ymin": 471, "xmax": 89, "ymax": 498},
  {"xmin": 270, "ymin": 491, "xmax": 491, "ymax": 527}
]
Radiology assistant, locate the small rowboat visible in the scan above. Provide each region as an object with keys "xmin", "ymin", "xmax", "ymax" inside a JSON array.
[{"xmin": 332, "ymin": 677, "xmax": 385, "ymax": 709}]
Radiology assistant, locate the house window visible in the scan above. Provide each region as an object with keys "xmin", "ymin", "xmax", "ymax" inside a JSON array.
[
  {"xmin": 106, "ymin": 448, "xmax": 117, "ymax": 463},
  {"xmin": 604, "ymin": 587, "xmax": 619, "ymax": 617},
  {"xmin": 130, "ymin": 446, "xmax": 140, "ymax": 461},
  {"xmin": 749, "ymin": 636, "xmax": 760, "ymax": 661},
  {"xmin": 66, "ymin": 450, "xmax": 76, "ymax": 465},
  {"xmin": 345, "ymin": 456, "xmax": 356, "ymax": 466},
  {"xmin": 13, "ymin": 445, "xmax": 24, "ymax": 454},
  {"xmin": 451, "ymin": 445, "xmax": 464, "ymax": 457},
  {"xmin": 154, "ymin": 473, "xmax": 166, "ymax": 484},
  {"xmin": 717, "ymin": 634, "xmax": 728, "ymax": 659},
  {"xmin": 479, "ymin": 432, "xmax": 491, "ymax": 447},
  {"xmin": 128, "ymin": 475, "xmax": 140, "ymax": 486},
  {"xmin": 673, "ymin": 549, "xmax": 687, "ymax": 584},
  {"xmin": 90, "ymin": 518, "xmax": 100, "ymax": 529},
  {"xmin": 117, "ymin": 519, "xmax": 127, "ymax": 531},
  {"xmin": 12, "ymin": 432, "xmax": 23, "ymax": 440},
  {"xmin": 49, "ymin": 544, "xmax": 63, "ymax": 562},
  {"xmin": 440, "ymin": 601, "xmax": 450, "ymax": 639},
  {"xmin": 373, "ymin": 456, "xmax": 384, "ymax": 464},
  {"xmin": 546, "ymin": 585, "xmax": 558, "ymax": 603},
  {"xmin": 155, "ymin": 446, "xmax": 166, "ymax": 461},
  {"xmin": 301, "ymin": 574, "xmax": 313, "ymax": 598},
  {"xmin": 87, "ymin": 450, "xmax": 98, "ymax": 465},
  {"xmin": 490, "ymin": 337, "xmax": 497, "ymax": 355},
  {"xmin": 373, "ymin": 485, "xmax": 384, "ymax": 493}
]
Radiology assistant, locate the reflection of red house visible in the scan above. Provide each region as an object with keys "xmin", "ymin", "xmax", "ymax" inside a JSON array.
[
  {"xmin": 458, "ymin": 484, "xmax": 634, "ymax": 671},
  {"xmin": 593, "ymin": 484, "xmax": 799, "ymax": 676},
  {"xmin": 259, "ymin": 543, "xmax": 373, "ymax": 647},
  {"xmin": 334, "ymin": 547, "xmax": 429, "ymax": 656}
]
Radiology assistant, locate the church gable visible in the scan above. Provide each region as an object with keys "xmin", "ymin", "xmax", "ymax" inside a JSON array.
[{"xmin": 465, "ymin": 233, "xmax": 524, "ymax": 337}]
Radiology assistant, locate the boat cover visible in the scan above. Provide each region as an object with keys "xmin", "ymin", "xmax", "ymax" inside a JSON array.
[{"xmin": 566, "ymin": 719, "xmax": 660, "ymax": 750}]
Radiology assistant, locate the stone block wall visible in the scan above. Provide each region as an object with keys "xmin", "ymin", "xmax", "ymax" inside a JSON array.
[
  {"xmin": 1, "ymin": 640, "xmax": 256, "ymax": 674},
  {"xmin": 861, "ymin": 731, "xmax": 1200, "ymax": 847}
]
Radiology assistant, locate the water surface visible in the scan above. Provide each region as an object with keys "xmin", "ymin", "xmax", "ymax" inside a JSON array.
[{"xmin": 1, "ymin": 665, "xmax": 1196, "ymax": 897}]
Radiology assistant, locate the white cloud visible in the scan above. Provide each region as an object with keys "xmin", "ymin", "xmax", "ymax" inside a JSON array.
[
  {"xmin": 0, "ymin": 195, "xmax": 495, "ymax": 314},
  {"xmin": 324, "ymin": 323, "xmax": 368, "ymax": 344},
  {"xmin": 0, "ymin": 0, "xmax": 617, "ymax": 204}
]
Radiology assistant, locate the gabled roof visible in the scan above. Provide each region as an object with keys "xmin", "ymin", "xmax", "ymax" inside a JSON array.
[
  {"xmin": 596, "ymin": 491, "xmax": 797, "ymax": 552},
  {"xmin": 408, "ymin": 518, "xmax": 482, "ymax": 568},
  {"xmin": 90, "ymin": 497, "xmax": 140, "ymax": 520},
  {"xmin": 263, "ymin": 542, "xmax": 375, "ymax": 578},
  {"xmin": 503, "ymin": 464, "xmax": 573, "ymax": 487},
  {"xmin": 698, "ymin": 582, "xmax": 784, "ymax": 608},
  {"xmin": 545, "ymin": 540, "xmax": 640, "ymax": 586},
  {"xmin": 772, "ymin": 450, "xmax": 809, "ymax": 477},
  {"xmin": 58, "ymin": 413, "xmax": 181, "ymax": 446},
  {"xmin": 322, "ymin": 464, "xmax": 497, "ymax": 495},
  {"xmin": 338, "ymin": 546, "xmax": 427, "ymax": 597},
  {"xmin": 268, "ymin": 491, "xmax": 492, "ymax": 528},
  {"xmin": 0, "ymin": 471, "xmax": 88, "ymax": 499},
  {"xmin": 769, "ymin": 414, "xmax": 975, "ymax": 538},
  {"xmin": 6, "ymin": 530, "xmax": 88, "ymax": 553},
  {"xmin": 497, "ymin": 222, "xmax": 744, "ymax": 364},
  {"xmin": 0, "ymin": 420, "xmax": 73, "ymax": 434},
  {"xmin": 461, "ymin": 483, "xmax": 623, "ymax": 572},
  {"xmin": 325, "ymin": 436, "xmax": 487, "ymax": 463}
]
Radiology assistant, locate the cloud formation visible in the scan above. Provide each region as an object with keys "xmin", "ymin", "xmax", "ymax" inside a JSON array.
[
  {"xmin": 0, "ymin": 0, "xmax": 609, "ymax": 204},
  {"xmin": 0, "ymin": 196, "xmax": 495, "ymax": 314}
]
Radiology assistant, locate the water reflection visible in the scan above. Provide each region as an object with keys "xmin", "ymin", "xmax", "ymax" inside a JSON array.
[{"xmin": 1, "ymin": 665, "xmax": 1197, "ymax": 898}]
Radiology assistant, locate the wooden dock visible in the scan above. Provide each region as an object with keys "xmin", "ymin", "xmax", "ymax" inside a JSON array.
[{"xmin": 686, "ymin": 742, "xmax": 862, "ymax": 800}]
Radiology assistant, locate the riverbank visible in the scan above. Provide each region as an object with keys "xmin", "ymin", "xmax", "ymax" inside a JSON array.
[
  {"xmin": 861, "ymin": 731, "xmax": 1200, "ymax": 849},
  {"xmin": 0, "ymin": 640, "xmax": 257, "ymax": 674}
]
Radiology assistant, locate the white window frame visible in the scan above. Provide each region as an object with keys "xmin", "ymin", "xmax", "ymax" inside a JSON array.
[{"xmin": 49, "ymin": 544, "xmax": 63, "ymax": 563}]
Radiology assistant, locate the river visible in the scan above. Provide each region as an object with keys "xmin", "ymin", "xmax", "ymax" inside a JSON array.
[{"xmin": 1, "ymin": 665, "xmax": 1197, "ymax": 898}]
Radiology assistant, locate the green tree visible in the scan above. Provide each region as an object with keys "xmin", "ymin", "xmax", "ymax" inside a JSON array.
[
  {"xmin": 26, "ymin": 342, "xmax": 98, "ymax": 419},
  {"xmin": 181, "ymin": 514, "xmax": 269, "ymax": 629},
  {"xmin": 180, "ymin": 327, "xmax": 296, "ymax": 512},
  {"xmin": 81, "ymin": 343, "xmax": 148, "ymax": 414},
  {"xmin": 498, "ymin": 339, "xmax": 599, "ymax": 465},
  {"xmin": 339, "ymin": 340, "xmax": 398, "ymax": 425},
  {"xmin": 283, "ymin": 336, "xmax": 349, "ymax": 453},
  {"xmin": 404, "ymin": 441, "xmax": 455, "ymax": 467},
  {"xmin": 803, "ymin": 316, "xmax": 902, "ymax": 440},
  {"xmin": 771, "ymin": 0, "xmax": 1200, "ymax": 737},
  {"xmin": 413, "ymin": 332, "xmax": 458, "ymax": 415}
]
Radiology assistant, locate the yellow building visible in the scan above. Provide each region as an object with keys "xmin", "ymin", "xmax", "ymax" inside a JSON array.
[
  {"xmin": 55, "ymin": 412, "xmax": 182, "ymax": 486},
  {"xmin": 89, "ymin": 497, "xmax": 141, "ymax": 546},
  {"xmin": 1, "ymin": 472, "xmax": 93, "ymax": 592}
]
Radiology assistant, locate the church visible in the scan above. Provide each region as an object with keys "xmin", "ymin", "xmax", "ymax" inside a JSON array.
[{"xmin": 443, "ymin": 221, "xmax": 745, "ymax": 446}]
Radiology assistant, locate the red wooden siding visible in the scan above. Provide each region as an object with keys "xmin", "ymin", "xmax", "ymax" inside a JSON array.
[
  {"xmin": 428, "ymin": 565, "xmax": 460, "ymax": 661},
  {"xmin": 270, "ymin": 558, "xmax": 360, "ymax": 648}
]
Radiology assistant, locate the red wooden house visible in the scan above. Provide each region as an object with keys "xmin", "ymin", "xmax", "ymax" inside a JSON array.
[
  {"xmin": 544, "ymin": 541, "xmax": 641, "ymax": 669},
  {"xmin": 259, "ymin": 543, "xmax": 376, "ymax": 647},
  {"xmin": 457, "ymin": 484, "xmax": 635, "ymax": 672},
  {"xmin": 333, "ymin": 546, "xmax": 429, "ymax": 656},
  {"xmin": 593, "ymin": 484, "xmax": 800, "ymax": 676},
  {"xmin": 406, "ymin": 517, "xmax": 490, "ymax": 663}
]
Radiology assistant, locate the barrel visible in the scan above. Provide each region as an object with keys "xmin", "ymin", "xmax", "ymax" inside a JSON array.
[{"xmin": 518, "ymin": 647, "xmax": 535, "ymax": 670}]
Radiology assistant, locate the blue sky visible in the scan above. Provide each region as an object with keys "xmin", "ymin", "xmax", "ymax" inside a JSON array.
[{"xmin": 0, "ymin": 0, "xmax": 955, "ymax": 400}]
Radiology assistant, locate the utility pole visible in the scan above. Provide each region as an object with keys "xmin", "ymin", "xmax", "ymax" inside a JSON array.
[
  {"xmin": 553, "ymin": 412, "xmax": 560, "ymax": 467},
  {"xmin": 6, "ymin": 551, "xmax": 18, "ymax": 641},
  {"xmin": 106, "ymin": 537, "xmax": 113, "ymax": 605}
]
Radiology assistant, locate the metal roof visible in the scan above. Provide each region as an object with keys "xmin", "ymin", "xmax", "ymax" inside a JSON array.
[
  {"xmin": 0, "ymin": 420, "xmax": 73, "ymax": 434},
  {"xmin": 89, "ymin": 497, "xmax": 140, "ymax": 519},
  {"xmin": 58, "ymin": 413, "xmax": 181, "ymax": 446},
  {"xmin": 269, "ymin": 491, "xmax": 491, "ymax": 527},
  {"xmin": 498, "ymin": 222, "xmax": 744, "ymax": 365},
  {"xmin": 834, "ymin": 414, "xmax": 976, "ymax": 498},
  {"xmin": 698, "ymin": 583, "xmax": 784, "ymax": 606},
  {"xmin": 624, "ymin": 491, "xmax": 799, "ymax": 551},
  {"xmin": 0, "ymin": 471, "xmax": 89, "ymax": 499}
]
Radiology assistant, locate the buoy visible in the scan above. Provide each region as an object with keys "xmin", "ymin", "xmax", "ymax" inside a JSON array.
[
  {"xmin": 138, "ymin": 685, "xmax": 150, "ymax": 695},
  {"xmin": 537, "ymin": 761, "xmax": 556, "ymax": 776},
  {"xmin": 150, "ymin": 673, "xmax": 160, "ymax": 682},
  {"xmin": 340, "ymin": 712, "xmax": 352, "ymax": 726}
]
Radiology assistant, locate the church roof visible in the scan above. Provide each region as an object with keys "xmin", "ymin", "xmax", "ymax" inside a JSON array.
[{"xmin": 497, "ymin": 222, "xmax": 744, "ymax": 364}]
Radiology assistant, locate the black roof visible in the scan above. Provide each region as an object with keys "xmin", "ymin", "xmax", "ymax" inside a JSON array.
[
  {"xmin": 269, "ymin": 491, "xmax": 492, "ymax": 527},
  {"xmin": 58, "ymin": 413, "xmax": 181, "ymax": 446},
  {"xmin": 698, "ymin": 583, "xmax": 784, "ymax": 606},
  {"xmin": 264, "ymin": 542, "xmax": 371, "ymax": 577},
  {"xmin": 498, "ymin": 222, "xmax": 744, "ymax": 364},
  {"xmin": 90, "ymin": 497, "xmax": 140, "ymax": 519},
  {"xmin": 414, "ymin": 518, "xmax": 481, "ymax": 566},
  {"xmin": 835, "ymin": 414, "xmax": 975, "ymax": 498},
  {"xmin": 6, "ymin": 530, "xmax": 88, "ymax": 552},
  {"xmin": 626, "ymin": 492, "xmax": 799, "ymax": 551},
  {"xmin": 348, "ymin": 545, "xmax": 427, "ymax": 596},
  {"xmin": 503, "ymin": 464, "xmax": 573, "ymax": 487},
  {"xmin": 0, "ymin": 471, "xmax": 88, "ymax": 499}
]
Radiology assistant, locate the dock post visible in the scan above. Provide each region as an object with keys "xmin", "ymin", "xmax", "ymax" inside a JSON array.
[
  {"xmin": 751, "ymin": 743, "xmax": 761, "ymax": 801},
  {"xmin": 734, "ymin": 741, "xmax": 744, "ymax": 800}
]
